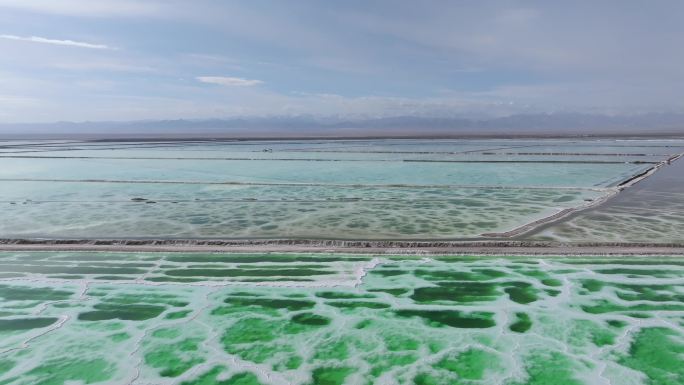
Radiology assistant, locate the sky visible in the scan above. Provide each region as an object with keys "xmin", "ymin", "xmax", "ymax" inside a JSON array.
[{"xmin": 0, "ymin": 0, "xmax": 683, "ymax": 123}]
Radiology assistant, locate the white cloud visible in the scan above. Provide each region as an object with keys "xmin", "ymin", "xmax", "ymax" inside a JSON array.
[
  {"xmin": 196, "ymin": 76, "xmax": 263, "ymax": 87},
  {"xmin": 0, "ymin": 34, "xmax": 111, "ymax": 49}
]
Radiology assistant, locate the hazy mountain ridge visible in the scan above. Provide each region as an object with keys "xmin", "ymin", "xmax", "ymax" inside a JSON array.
[{"xmin": 1, "ymin": 113, "xmax": 683, "ymax": 139}]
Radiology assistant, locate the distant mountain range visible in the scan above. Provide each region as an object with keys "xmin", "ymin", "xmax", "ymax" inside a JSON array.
[{"xmin": 1, "ymin": 113, "xmax": 683, "ymax": 139}]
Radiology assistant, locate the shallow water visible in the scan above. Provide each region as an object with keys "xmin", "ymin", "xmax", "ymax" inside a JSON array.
[
  {"xmin": 533, "ymin": 154, "xmax": 684, "ymax": 243},
  {"xmin": 0, "ymin": 252, "xmax": 682, "ymax": 385},
  {"xmin": 2, "ymin": 138, "xmax": 681, "ymax": 240},
  {"xmin": 0, "ymin": 157, "xmax": 650, "ymax": 187},
  {"xmin": 0, "ymin": 183, "xmax": 603, "ymax": 239}
]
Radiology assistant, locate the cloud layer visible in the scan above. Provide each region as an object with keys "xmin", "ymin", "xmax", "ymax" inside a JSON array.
[
  {"xmin": 196, "ymin": 76, "xmax": 263, "ymax": 87},
  {"xmin": 0, "ymin": 34, "xmax": 110, "ymax": 49},
  {"xmin": 0, "ymin": 1, "xmax": 682, "ymax": 123}
]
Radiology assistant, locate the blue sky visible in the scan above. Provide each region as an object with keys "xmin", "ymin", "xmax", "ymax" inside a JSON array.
[{"xmin": 0, "ymin": 0, "xmax": 682, "ymax": 122}]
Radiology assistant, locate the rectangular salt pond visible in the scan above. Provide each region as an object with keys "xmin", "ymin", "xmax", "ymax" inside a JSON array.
[
  {"xmin": 2, "ymin": 138, "xmax": 682, "ymax": 240},
  {"xmin": 0, "ymin": 157, "xmax": 651, "ymax": 187},
  {"xmin": 0, "ymin": 182, "xmax": 604, "ymax": 239},
  {"xmin": 0, "ymin": 252, "xmax": 682, "ymax": 385}
]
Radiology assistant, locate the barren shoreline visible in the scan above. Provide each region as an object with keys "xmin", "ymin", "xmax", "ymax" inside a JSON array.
[{"xmin": 1, "ymin": 239, "xmax": 683, "ymax": 256}]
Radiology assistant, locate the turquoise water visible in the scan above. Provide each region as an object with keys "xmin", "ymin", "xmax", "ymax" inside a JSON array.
[
  {"xmin": 2, "ymin": 138, "xmax": 681, "ymax": 240},
  {"xmin": 0, "ymin": 182, "xmax": 602, "ymax": 239},
  {"xmin": 0, "ymin": 157, "xmax": 648, "ymax": 186}
]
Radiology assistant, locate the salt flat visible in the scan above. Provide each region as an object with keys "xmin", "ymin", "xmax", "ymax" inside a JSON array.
[{"xmin": 1, "ymin": 138, "xmax": 683, "ymax": 385}]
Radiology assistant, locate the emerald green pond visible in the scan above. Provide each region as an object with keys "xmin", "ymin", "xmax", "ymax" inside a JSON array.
[{"xmin": 0, "ymin": 252, "xmax": 682, "ymax": 385}]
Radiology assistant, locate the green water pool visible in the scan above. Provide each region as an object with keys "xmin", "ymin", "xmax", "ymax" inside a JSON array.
[{"xmin": 0, "ymin": 252, "xmax": 681, "ymax": 385}]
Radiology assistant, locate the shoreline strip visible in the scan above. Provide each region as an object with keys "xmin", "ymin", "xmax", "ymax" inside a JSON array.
[{"xmin": 1, "ymin": 239, "xmax": 684, "ymax": 256}]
